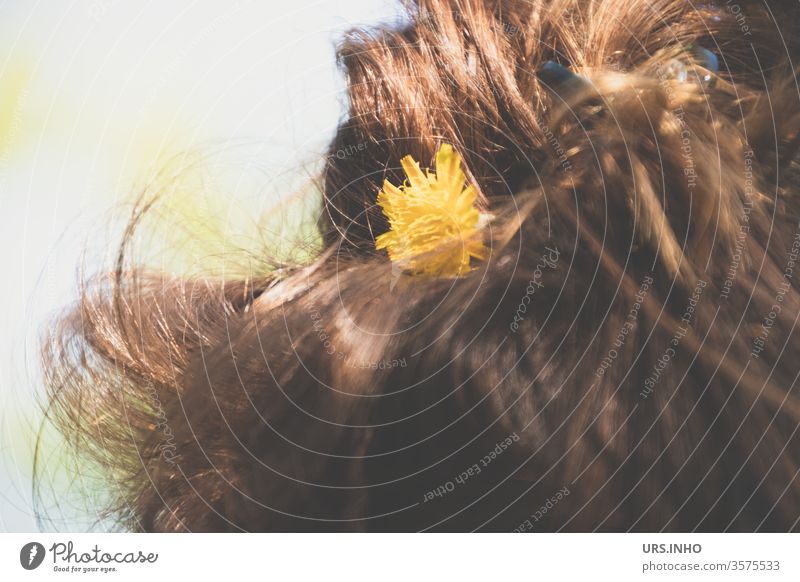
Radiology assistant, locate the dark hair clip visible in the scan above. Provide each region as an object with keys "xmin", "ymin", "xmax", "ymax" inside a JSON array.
[
  {"xmin": 692, "ymin": 45, "xmax": 719, "ymax": 74},
  {"xmin": 536, "ymin": 61, "xmax": 592, "ymax": 99},
  {"xmin": 691, "ymin": 45, "xmax": 719, "ymax": 87}
]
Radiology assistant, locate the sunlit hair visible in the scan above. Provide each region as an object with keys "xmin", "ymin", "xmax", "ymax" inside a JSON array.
[{"xmin": 41, "ymin": 0, "xmax": 800, "ymax": 531}]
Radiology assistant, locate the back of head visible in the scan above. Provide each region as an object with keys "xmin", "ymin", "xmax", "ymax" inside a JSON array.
[{"xmin": 43, "ymin": 0, "xmax": 800, "ymax": 531}]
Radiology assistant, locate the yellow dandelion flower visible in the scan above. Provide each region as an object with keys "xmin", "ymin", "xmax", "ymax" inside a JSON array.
[{"xmin": 375, "ymin": 143, "xmax": 488, "ymax": 278}]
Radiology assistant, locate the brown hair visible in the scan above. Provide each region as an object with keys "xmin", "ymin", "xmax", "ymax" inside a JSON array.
[{"xmin": 42, "ymin": 0, "xmax": 800, "ymax": 531}]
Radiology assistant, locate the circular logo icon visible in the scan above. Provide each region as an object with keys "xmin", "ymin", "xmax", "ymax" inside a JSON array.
[{"xmin": 20, "ymin": 542, "xmax": 46, "ymax": 570}]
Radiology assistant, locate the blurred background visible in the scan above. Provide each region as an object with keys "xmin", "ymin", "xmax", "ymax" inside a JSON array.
[{"xmin": 0, "ymin": 0, "xmax": 400, "ymax": 532}]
